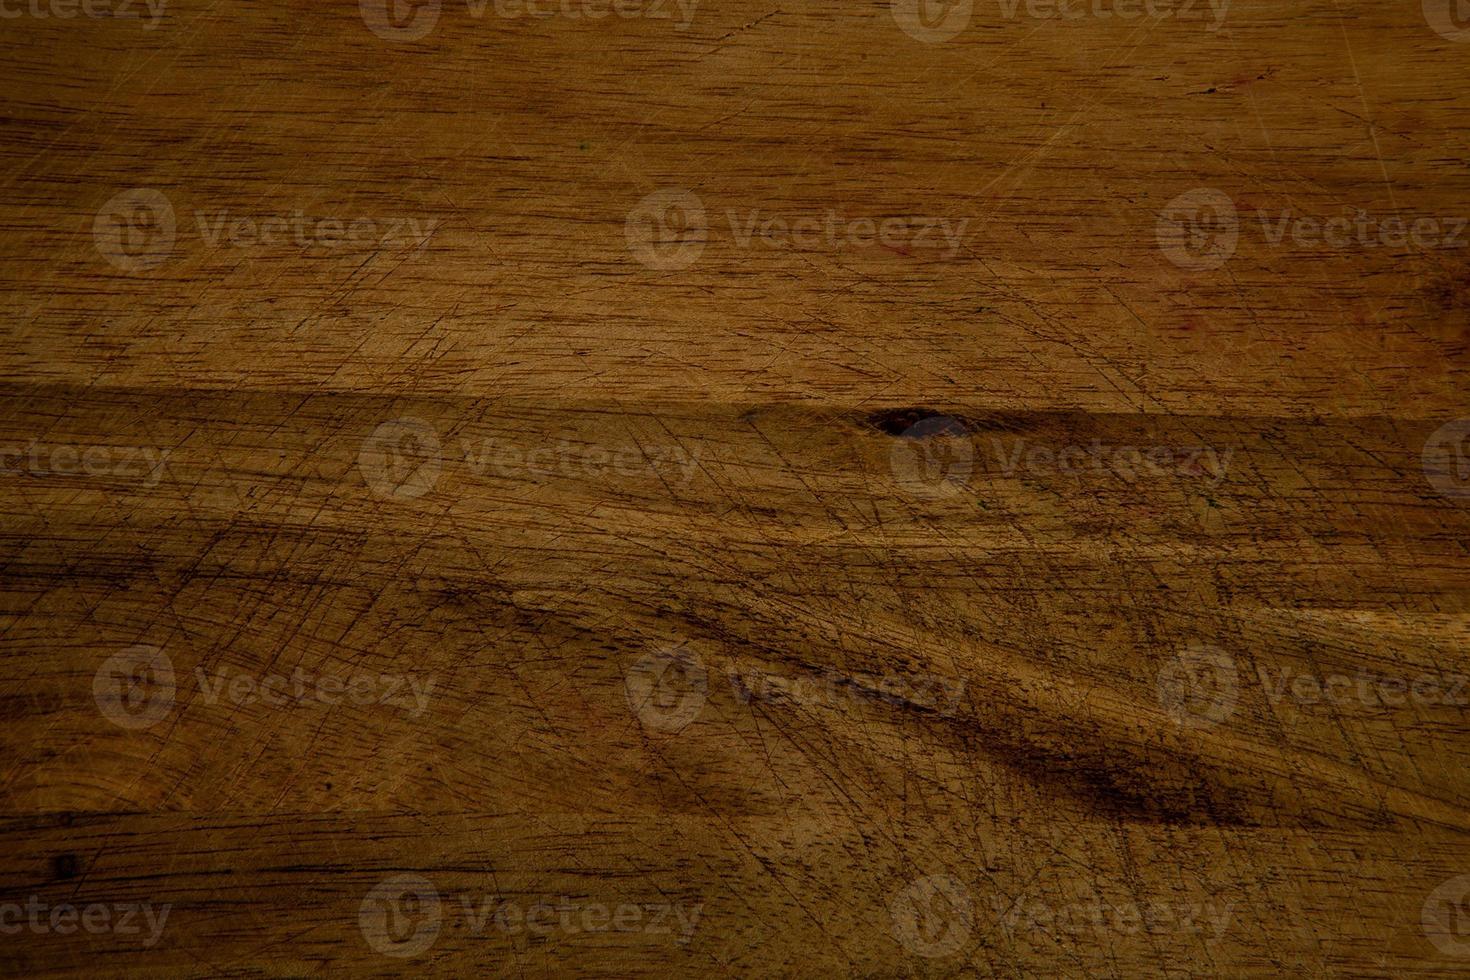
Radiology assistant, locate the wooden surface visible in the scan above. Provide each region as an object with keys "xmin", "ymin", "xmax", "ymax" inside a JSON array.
[{"xmin": 2, "ymin": 0, "xmax": 1470, "ymax": 975}]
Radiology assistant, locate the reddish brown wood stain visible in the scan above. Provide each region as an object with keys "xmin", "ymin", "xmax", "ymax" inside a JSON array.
[{"xmin": 1, "ymin": 0, "xmax": 1469, "ymax": 974}]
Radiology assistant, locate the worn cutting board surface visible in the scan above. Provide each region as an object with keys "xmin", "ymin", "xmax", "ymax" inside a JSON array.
[{"xmin": 2, "ymin": 0, "xmax": 1470, "ymax": 974}]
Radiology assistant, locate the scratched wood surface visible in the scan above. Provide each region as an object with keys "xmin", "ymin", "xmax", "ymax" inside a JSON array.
[{"xmin": 2, "ymin": 0, "xmax": 1470, "ymax": 975}]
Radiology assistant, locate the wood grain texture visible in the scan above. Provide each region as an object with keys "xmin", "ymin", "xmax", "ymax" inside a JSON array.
[{"xmin": 2, "ymin": 0, "xmax": 1470, "ymax": 974}]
